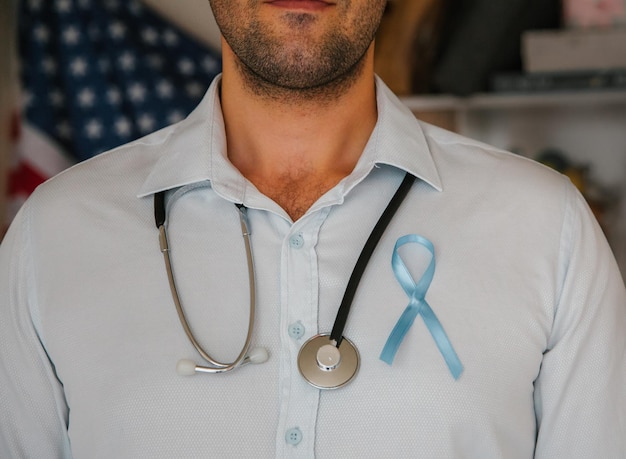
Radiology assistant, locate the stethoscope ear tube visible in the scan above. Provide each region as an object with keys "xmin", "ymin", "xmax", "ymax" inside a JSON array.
[
  {"xmin": 154, "ymin": 191, "xmax": 166, "ymax": 228},
  {"xmin": 155, "ymin": 191, "xmax": 261, "ymax": 375}
]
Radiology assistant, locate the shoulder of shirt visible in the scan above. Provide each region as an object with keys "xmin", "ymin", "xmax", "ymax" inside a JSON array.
[
  {"xmin": 27, "ymin": 121, "xmax": 181, "ymax": 203},
  {"xmin": 416, "ymin": 119, "xmax": 572, "ymax": 194}
]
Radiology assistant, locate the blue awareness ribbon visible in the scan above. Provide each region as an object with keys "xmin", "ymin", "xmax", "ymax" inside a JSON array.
[{"xmin": 380, "ymin": 234, "xmax": 464, "ymax": 380}]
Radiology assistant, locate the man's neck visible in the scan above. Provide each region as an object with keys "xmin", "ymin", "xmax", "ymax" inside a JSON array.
[{"xmin": 219, "ymin": 44, "xmax": 379, "ymax": 220}]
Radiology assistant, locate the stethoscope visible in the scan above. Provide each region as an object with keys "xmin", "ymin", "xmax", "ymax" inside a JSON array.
[{"xmin": 154, "ymin": 172, "xmax": 416, "ymax": 389}]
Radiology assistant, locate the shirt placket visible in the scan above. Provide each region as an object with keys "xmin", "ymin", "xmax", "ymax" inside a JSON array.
[{"xmin": 275, "ymin": 208, "xmax": 330, "ymax": 458}]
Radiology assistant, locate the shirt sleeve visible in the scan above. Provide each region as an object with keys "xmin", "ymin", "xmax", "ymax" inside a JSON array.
[
  {"xmin": 533, "ymin": 183, "xmax": 626, "ymax": 458},
  {"xmin": 0, "ymin": 203, "xmax": 73, "ymax": 458}
]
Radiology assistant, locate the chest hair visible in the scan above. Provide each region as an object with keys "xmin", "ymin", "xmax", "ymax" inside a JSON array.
[{"xmin": 253, "ymin": 173, "xmax": 342, "ymax": 221}]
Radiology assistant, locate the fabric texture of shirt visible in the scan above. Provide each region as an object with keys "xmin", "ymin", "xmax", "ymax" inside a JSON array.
[{"xmin": 1, "ymin": 76, "xmax": 625, "ymax": 459}]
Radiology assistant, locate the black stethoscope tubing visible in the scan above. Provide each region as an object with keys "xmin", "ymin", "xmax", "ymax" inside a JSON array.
[{"xmin": 330, "ymin": 172, "xmax": 415, "ymax": 346}]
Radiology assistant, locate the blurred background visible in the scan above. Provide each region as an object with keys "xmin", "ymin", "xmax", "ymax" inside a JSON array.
[{"xmin": 1, "ymin": 0, "xmax": 626, "ymax": 276}]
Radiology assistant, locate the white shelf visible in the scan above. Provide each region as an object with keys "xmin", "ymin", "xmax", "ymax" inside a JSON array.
[
  {"xmin": 402, "ymin": 89, "xmax": 626, "ymax": 189},
  {"xmin": 401, "ymin": 89, "xmax": 626, "ymax": 112}
]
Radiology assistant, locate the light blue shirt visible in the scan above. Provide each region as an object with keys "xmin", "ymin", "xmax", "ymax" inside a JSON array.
[{"xmin": 1, "ymin": 76, "xmax": 624, "ymax": 458}]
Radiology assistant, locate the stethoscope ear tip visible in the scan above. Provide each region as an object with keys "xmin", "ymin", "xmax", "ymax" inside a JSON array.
[
  {"xmin": 246, "ymin": 347, "xmax": 269, "ymax": 364},
  {"xmin": 177, "ymin": 359, "xmax": 198, "ymax": 376},
  {"xmin": 177, "ymin": 348, "xmax": 268, "ymax": 376}
]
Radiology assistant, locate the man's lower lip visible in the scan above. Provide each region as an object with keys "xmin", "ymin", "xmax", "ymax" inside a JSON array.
[{"xmin": 267, "ymin": 0, "xmax": 332, "ymax": 11}]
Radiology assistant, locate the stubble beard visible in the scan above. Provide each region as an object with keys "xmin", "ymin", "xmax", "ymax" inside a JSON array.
[{"xmin": 218, "ymin": 9, "xmax": 383, "ymax": 105}]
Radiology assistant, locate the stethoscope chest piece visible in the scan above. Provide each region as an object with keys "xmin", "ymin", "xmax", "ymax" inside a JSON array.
[{"xmin": 298, "ymin": 334, "xmax": 360, "ymax": 390}]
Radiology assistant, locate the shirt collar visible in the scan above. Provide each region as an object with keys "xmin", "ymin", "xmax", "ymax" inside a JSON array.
[{"xmin": 137, "ymin": 75, "xmax": 442, "ymax": 199}]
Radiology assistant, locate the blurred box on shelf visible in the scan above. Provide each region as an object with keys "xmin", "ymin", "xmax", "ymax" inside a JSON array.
[{"xmin": 522, "ymin": 27, "xmax": 626, "ymax": 73}]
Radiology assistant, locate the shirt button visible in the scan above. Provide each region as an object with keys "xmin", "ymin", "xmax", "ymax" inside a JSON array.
[
  {"xmin": 289, "ymin": 233, "xmax": 305, "ymax": 249},
  {"xmin": 285, "ymin": 427, "xmax": 303, "ymax": 446},
  {"xmin": 288, "ymin": 321, "xmax": 305, "ymax": 340}
]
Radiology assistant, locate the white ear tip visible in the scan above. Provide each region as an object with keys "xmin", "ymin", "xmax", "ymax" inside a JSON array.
[
  {"xmin": 247, "ymin": 347, "xmax": 269, "ymax": 364},
  {"xmin": 177, "ymin": 359, "xmax": 197, "ymax": 376}
]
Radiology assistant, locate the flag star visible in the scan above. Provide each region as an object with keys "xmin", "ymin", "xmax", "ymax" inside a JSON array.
[
  {"xmin": 42, "ymin": 57, "xmax": 57, "ymax": 75},
  {"xmin": 167, "ymin": 110, "xmax": 184, "ymax": 124},
  {"xmin": 185, "ymin": 81, "xmax": 204, "ymax": 98},
  {"xmin": 137, "ymin": 114, "xmax": 156, "ymax": 133},
  {"xmin": 141, "ymin": 27, "xmax": 159, "ymax": 45},
  {"xmin": 128, "ymin": 82, "xmax": 147, "ymax": 103},
  {"xmin": 202, "ymin": 57, "xmax": 219, "ymax": 74},
  {"xmin": 109, "ymin": 21, "xmax": 126, "ymax": 40},
  {"xmin": 34, "ymin": 25, "xmax": 50, "ymax": 43},
  {"xmin": 156, "ymin": 80, "xmax": 173, "ymax": 99},
  {"xmin": 49, "ymin": 89, "xmax": 64, "ymax": 107},
  {"xmin": 118, "ymin": 52, "xmax": 136, "ymax": 71},
  {"xmin": 56, "ymin": 0, "xmax": 72, "ymax": 13},
  {"xmin": 63, "ymin": 26, "xmax": 81, "ymax": 45},
  {"xmin": 114, "ymin": 117, "xmax": 132, "ymax": 137},
  {"xmin": 70, "ymin": 57, "xmax": 89, "ymax": 77},
  {"xmin": 163, "ymin": 29, "xmax": 179, "ymax": 46},
  {"xmin": 85, "ymin": 119, "xmax": 104, "ymax": 139},
  {"xmin": 107, "ymin": 87, "xmax": 121, "ymax": 105},
  {"xmin": 77, "ymin": 88, "xmax": 96, "ymax": 107},
  {"xmin": 178, "ymin": 58, "xmax": 195, "ymax": 76}
]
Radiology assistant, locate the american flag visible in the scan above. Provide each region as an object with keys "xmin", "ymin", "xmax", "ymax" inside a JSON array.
[{"xmin": 8, "ymin": 0, "xmax": 221, "ymax": 224}]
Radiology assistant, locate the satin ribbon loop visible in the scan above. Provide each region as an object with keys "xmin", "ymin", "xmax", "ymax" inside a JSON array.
[{"xmin": 380, "ymin": 235, "xmax": 463, "ymax": 380}]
